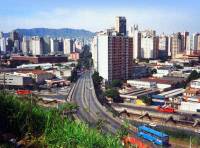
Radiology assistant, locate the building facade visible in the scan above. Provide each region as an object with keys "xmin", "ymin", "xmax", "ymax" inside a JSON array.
[
  {"xmin": 128, "ymin": 25, "xmax": 141, "ymax": 59},
  {"xmin": 95, "ymin": 33, "xmax": 133, "ymax": 81},
  {"xmin": 115, "ymin": 16, "xmax": 127, "ymax": 36}
]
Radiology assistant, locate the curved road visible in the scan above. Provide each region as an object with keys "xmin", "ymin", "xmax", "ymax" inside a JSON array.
[{"xmin": 70, "ymin": 71, "xmax": 157, "ymax": 147}]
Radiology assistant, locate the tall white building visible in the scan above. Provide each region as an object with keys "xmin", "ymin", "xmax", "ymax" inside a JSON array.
[
  {"xmin": 91, "ymin": 36, "xmax": 98, "ymax": 71},
  {"xmin": 140, "ymin": 30, "xmax": 157, "ymax": 59},
  {"xmin": 30, "ymin": 36, "xmax": 43, "ymax": 56},
  {"xmin": 128, "ymin": 25, "xmax": 141, "ymax": 59},
  {"xmin": 50, "ymin": 38, "xmax": 59, "ymax": 54},
  {"xmin": 186, "ymin": 33, "xmax": 199, "ymax": 55},
  {"xmin": 92, "ymin": 32, "xmax": 133, "ymax": 81},
  {"xmin": 63, "ymin": 39, "xmax": 74, "ymax": 55},
  {"xmin": 22, "ymin": 37, "xmax": 30, "ymax": 54},
  {"xmin": 0, "ymin": 37, "xmax": 6, "ymax": 53}
]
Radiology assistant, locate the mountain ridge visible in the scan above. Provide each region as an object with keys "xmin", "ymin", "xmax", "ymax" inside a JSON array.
[{"xmin": 10, "ymin": 28, "xmax": 95, "ymax": 39}]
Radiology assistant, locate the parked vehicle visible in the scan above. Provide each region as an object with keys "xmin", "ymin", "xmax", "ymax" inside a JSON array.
[
  {"xmin": 137, "ymin": 125, "xmax": 169, "ymax": 146},
  {"xmin": 16, "ymin": 90, "xmax": 32, "ymax": 95},
  {"xmin": 157, "ymin": 106, "xmax": 176, "ymax": 113}
]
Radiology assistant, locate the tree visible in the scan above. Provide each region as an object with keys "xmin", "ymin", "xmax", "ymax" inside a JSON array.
[
  {"xmin": 105, "ymin": 88, "xmax": 123, "ymax": 103},
  {"xmin": 140, "ymin": 96, "xmax": 152, "ymax": 106},
  {"xmin": 69, "ymin": 69, "xmax": 78, "ymax": 82},
  {"xmin": 111, "ymin": 80, "xmax": 123, "ymax": 88},
  {"xmin": 35, "ymin": 66, "xmax": 42, "ymax": 70},
  {"xmin": 186, "ymin": 70, "xmax": 200, "ymax": 87},
  {"xmin": 92, "ymin": 72, "xmax": 103, "ymax": 89},
  {"xmin": 151, "ymin": 69, "xmax": 157, "ymax": 74}
]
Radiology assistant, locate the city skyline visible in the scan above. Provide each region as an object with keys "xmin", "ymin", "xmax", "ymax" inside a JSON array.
[{"xmin": 0, "ymin": 0, "xmax": 200, "ymax": 34}]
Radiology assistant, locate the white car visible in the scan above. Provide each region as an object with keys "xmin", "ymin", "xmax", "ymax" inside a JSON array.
[{"xmin": 149, "ymin": 123, "xmax": 157, "ymax": 127}]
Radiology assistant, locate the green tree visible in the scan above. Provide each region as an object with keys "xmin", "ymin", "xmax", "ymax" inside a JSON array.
[
  {"xmin": 186, "ymin": 70, "xmax": 200, "ymax": 87},
  {"xmin": 35, "ymin": 66, "xmax": 42, "ymax": 70},
  {"xmin": 92, "ymin": 72, "xmax": 103, "ymax": 88},
  {"xmin": 140, "ymin": 96, "xmax": 152, "ymax": 105},
  {"xmin": 111, "ymin": 80, "xmax": 123, "ymax": 88},
  {"xmin": 105, "ymin": 88, "xmax": 123, "ymax": 103}
]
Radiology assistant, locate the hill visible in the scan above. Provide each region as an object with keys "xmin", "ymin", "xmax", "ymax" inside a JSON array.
[{"xmin": 14, "ymin": 28, "xmax": 95, "ymax": 39}]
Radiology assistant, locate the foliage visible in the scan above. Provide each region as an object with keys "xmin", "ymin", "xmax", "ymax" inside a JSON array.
[
  {"xmin": 116, "ymin": 120, "xmax": 129, "ymax": 138},
  {"xmin": 0, "ymin": 91, "xmax": 122, "ymax": 147},
  {"xmin": 151, "ymin": 69, "xmax": 157, "ymax": 74},
  {"xmin": 69, "ymin": 69, "xmax": 78, "ymax": 82},
  {"xmin": 111, "ymin": 80, "xmax": 123, "ymax": 88},
  {"xmin": 92, "ymin": 71, "xmax": 103, "ymax": 89},
  {"xmin": 140, "ymin": 96, "xmax": 152, "ymax": 105},
  {"xmin": 185, "ymin": 70, "xmax": 200, "ymax": 87},
  {"xmin": 35, "ymin": 66, "xmax": 42, "ymax": 70},
  {"xmin": 55, "ymin": 63, "xmax": 62, "ymax": 67},
  {"xmin": 105, "ymin": 88, "xmax": 123, "ymax": 103}
]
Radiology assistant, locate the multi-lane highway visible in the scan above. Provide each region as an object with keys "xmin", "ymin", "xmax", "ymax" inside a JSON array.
[{"xmin": 71, "ymin": 71, "xmax": 128, "ymax": 134}]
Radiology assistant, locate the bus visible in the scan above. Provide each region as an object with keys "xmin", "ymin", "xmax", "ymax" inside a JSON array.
[{"xmin": 137, "ymin": 125, "xmax": 169, "ymax": 146}]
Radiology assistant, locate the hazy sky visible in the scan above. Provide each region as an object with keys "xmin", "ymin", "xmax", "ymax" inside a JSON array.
[{"xmin": 0, "ymin": 0, "xmax": 199, "ymax": 34}]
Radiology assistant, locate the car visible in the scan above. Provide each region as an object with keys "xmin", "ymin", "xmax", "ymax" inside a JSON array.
[{"xmin": 149, "ymin": 123, "xmax": 157, "ymax": 127}]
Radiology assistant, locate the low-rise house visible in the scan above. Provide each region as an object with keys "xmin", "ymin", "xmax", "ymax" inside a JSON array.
[
  {"xmin": 0, "ymin": 73, "xmax": 33, "ymax": 87},
  {"xmin": 15, "ymin": 70, "xmax": 55, "ymax": 84}
]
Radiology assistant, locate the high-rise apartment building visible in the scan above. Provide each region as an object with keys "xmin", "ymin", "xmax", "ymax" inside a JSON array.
[
  {"xmin": 10, "ymin": 30, "xmax": 19, "ymax": 41},
  {"xmin": 140, "ymin": 30, "xmax": 157, "ymax": 59},
  {"xmin": 181, "ymin": 32, "xmax": 189, "ymax": 51},
  {"xmin": 30, "ymin": 36, "xmax": 43, "ymax": 56},
  {"xmin": 115, "ymin": 16, "xmax": 127, "ymax": 36},
  {"xmin": 43, "ymin": 37, "xmax": 51, "ymax": 55},
  {"xmin": 50, "ymin": 38, "xmax": 59, "ymax": 54},
  {"xmin": 197, "ymin": 35, "xmax": 200, "ymax": 50},
  {"xmin": 93, "ymin": 32, "xmax": 133, "ymax": 81},
  {"xmin": 171, "ymin": 32, "xmax": 183, "ymax": 59},
  {"xmin": 128, "ymin": 25, "xmax": 141, "ymax": 59},
  {"xmin": 158, "ymin": 34, "xmax": 168, "ymax": 58},
  {"xmin": 0, "ymin": 37, "xmax": 6, "ymax": 53},
  {"xmin": 63, "ymin": 39, "xmax": 74, "ymax": 55},
  {"xmin": 22, "ymin": 37, "xmax": 30, "ymax": 54}
]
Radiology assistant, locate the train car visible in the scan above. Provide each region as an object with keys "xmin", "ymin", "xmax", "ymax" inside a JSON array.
[
  {"xmin": 137, "ymin": 125, "xmax": 169, "ymax": 146},
  {"xmin": 16, "ymin": 90, "xmax": 32, "ymax": 95},
  {"xmin": 157, "ymin": 106, "xmax": 176, "ymax": 113}
]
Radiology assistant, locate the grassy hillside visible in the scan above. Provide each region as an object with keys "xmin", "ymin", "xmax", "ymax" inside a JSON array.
[{"xmin": 0, "ymin": 91, "xmax": 122, "ymax": 147}]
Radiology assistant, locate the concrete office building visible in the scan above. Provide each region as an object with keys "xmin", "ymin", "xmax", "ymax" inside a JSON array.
[
  {"xmin": 115, "ymin": 16, "xmax": 127, "ymax": 36},
  {"xmin": 63, "ymin": 39, "xmax": 74, "ymax": 55},
  {"xmin": 140, "ymin": 30, "xmax": 157, "ymax": 59},
  {"xmin": 128, "ymin": 25, "xmax": 141, "ymax": 59},
  {"xmin": 30, "ymin": 36, "xmax": 43, "ymax": 56},
  {"xmin": 94, "ymin": 32, "xmax": 133, "ymax": 81}
]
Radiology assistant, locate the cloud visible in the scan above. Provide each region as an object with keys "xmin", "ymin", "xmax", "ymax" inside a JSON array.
[{"xmin": 0, "ymin": 7, "xmax": 198, "ymax": 34}]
